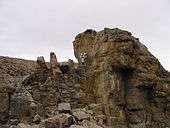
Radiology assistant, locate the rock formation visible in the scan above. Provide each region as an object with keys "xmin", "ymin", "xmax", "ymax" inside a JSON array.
[{"xmin": 0, "ymin": 28, "xmax": 170, "ymax": 128}]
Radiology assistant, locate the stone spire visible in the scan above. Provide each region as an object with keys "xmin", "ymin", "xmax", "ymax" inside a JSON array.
[
  {"xmin": 37, "ymin": 56, "xmax": 47, "ymax": 69},
  {"xmin": 50, "ymin": 52, "xmax": 61, "ymax": 78}
]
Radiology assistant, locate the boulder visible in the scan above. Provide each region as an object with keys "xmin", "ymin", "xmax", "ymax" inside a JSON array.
[
  {"xmin": 37, "ymin": 56, "xmax": 47, "ymax": 69},
  {"xmin": 10, "ymin": 87, "xmax": 35, "ymax": 122},
  {"xmin": 44, "ymin": 114, "xmax": 74, "ymax": 128}
]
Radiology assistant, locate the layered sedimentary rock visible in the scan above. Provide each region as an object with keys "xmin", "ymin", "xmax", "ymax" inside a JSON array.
[{"xmin": 0, "ymin": 28, "xmax": 170, "ymax": 128}]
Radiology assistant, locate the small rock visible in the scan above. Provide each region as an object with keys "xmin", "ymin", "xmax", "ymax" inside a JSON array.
[
  {"xmin": 94, "ymin": 115, "xmax": 106, "ymax": 125},
  {"xmin": 33, "ymin": 114, "xmax": 42, "ymax": 124},
  {"xmin": 44, "ymin": 113, "xmax": 74, "ymax": 128},
  {"xmin": 70, "ymin": 125, "xmax": 85, "ymax": 128},
  {"xmin": 154, "ymin": 90, "xmax": 167, "ymax": 97},
  {"xmin": 10, "ymin": 118, "xmax": 20, "ymax": 125},
  {"xmin": 72, "ymin": 109, "xmax": 90, "ymax": 121},
  {"xmin": 81, "ymin": 120, "xmax": 102, "ymax": 128},
  {"xmin": 16, "ymin": 123, "xmax": 32, "ymax": 128},
  {"xmin": 9, "ymin": 125, "xmax": 18, "ymax": 128},
  {"xmin": 88, "ymin": 104, "xmax": 103, "ymax": 116},
  {"xmin": 30, "ymin": 102, "xmax": 37, "ymax": 108},
  {"xmin": 58, "ymin": 103, "xmax": 71, "ymax": 113}
]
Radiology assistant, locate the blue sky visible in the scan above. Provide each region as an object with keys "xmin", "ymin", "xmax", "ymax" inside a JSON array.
[{"xmin": 0, "ymin": 0, "xmax": 170, "ymax": 70}]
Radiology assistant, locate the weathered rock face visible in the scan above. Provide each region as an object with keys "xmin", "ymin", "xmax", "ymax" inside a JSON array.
[
  {"xmin": 73, "ymin": 28, "xmax": 170, "ymax": 128},
  {"xmin": 0, "ymin": 57, "xmax": 37, "ymax": 124},
  {"xmin": 0, "ymin": 28, "xmax": 170, "ymax": 128}
]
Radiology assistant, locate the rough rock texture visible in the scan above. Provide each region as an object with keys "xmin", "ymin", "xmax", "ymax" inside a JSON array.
[
  {"xmin": 0, "ymin": 57, "xmax": 37, "ymax": 124},
  {"xmin": 73, "ymin": 28, "xmax": 170, "ymax": 128},
  {"xmin": 0, "ymin": 28, "xmax": 170, "ymax": 128}
]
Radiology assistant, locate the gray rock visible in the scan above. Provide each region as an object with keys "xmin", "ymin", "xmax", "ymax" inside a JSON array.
[
  {"xmin": 81, "ymin": 120, "xmax": 102, "ymax": 128},
  {"xmin": 72, "ymin": 109, "xmax": 90, "ymax": 121},
  {"xmin": 33, "ymin": 114, "xmax": 42, "ymax": 124},
  {"xmin": 44, "ymin": 113, "xmax": 74, "ymax": 128},
  {"xmin": 70, "ymin": 125, "xmax": 85, "ymax": 128},
  {"xmin": 50, "ymin": 52, "xmax": 62, "ymax": 76},
  {"xmin": 58, "ymin": 103, "xmax": 71, "ymax": 113},
  {"xmin": 37, "ymin": 56, "xmax": 47, "ymax": 69}
]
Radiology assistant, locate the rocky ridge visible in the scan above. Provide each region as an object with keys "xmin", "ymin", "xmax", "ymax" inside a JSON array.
[{"xmin": 0, "ymin": 28, "xmax": 170, "ymax": 128}]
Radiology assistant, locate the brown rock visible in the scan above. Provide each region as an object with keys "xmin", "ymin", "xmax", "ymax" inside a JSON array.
[
  {"xmin": 0, "ymin": 28, "xmax": 170, "ymax": 128},
  {"xmin": 70, "ymin": 125, "xmax": 85, "ymax": 128},
  {"xmin": 81, "ymin": 120, "xmax": 102, "ymax": 128},
  {"xmin": 32, "ymin": 114, "xmax": 42, "ymax": 124},
  {"xmin": 50, "ymin": 52, "xmax": 62, "ymax": 77},
  {"xmin": 73, "ymin": 28, "xmax": 170, "ymax": 127},
  {"xmin": 37, "ymin": 56, "xmax": 47, "ymax": 69},
  {"xmin": 44, "ymin": 114, "xmax": 73, "ymax": 128},
  {"xmin": 0, "ymin": 93, "xmax": 9, "ymax": 123}
]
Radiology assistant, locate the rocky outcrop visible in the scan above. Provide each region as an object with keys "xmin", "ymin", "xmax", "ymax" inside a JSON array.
[
  {"xmin": 0, "ymin": 57, "xmax": 37, "ymax": 124},
  {"xmin": 0, "ymin": 28, "xmax": 170, "ymax": 128},
  {"xmin": 73, "ymin": 28, "xmax": 170, "ymax": 128}
]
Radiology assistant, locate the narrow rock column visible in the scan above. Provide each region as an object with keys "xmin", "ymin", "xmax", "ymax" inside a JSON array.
[
  {"xmin": 95, "ymin": 71, "xmax": 112, "ymax": 126},
  {"xmin": 38, "ymin": 52, "xmax": 61, "ymax": 117},
  {"xmin": 108, "ymin": 68, "xmax": 127, "ymax": 126},
  {"xmin": 40, "ymin": 77, "xmax": 59, "ymax": 117},
  {"xmin": 37, "ymin": 56, "xmax": 47, "ymax": 70},
  {"xmin": 36, "ymin": 56, "xmax": 49, "ymax": 83},
  {"xmin": 95, "ymin": 65, "xmax": 130, "ymax": 126},
  {"xmin": 125, "ymin": 73, "xmax": 147, "ymax": 128},
  {"xmin": 50, "ymin": 52, "xmax": 61, "ymax": 79},
  {"xmin": 111, "ymin": 68, "xmax": 126, "ymax": 106}
]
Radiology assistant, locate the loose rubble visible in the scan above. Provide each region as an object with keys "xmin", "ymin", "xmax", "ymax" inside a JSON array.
[{"xmin": 0, "ymin": 28, "xmax": 170, "ymax": 128}]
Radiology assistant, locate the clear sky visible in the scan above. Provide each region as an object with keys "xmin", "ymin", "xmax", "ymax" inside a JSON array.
[{"xmin": 0, "ymin": 0, "xmax": 170, "ymax": 71}]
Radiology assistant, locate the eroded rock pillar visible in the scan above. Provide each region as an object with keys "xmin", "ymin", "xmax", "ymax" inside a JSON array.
[{"xmin": 50, "ymin": 52, "xmax": 61, "ymax": 79}]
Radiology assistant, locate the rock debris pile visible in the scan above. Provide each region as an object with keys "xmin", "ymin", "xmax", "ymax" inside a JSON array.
[{"xmin": 0, "ymin": 28, "xmax": 170, "ymax": 128}]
